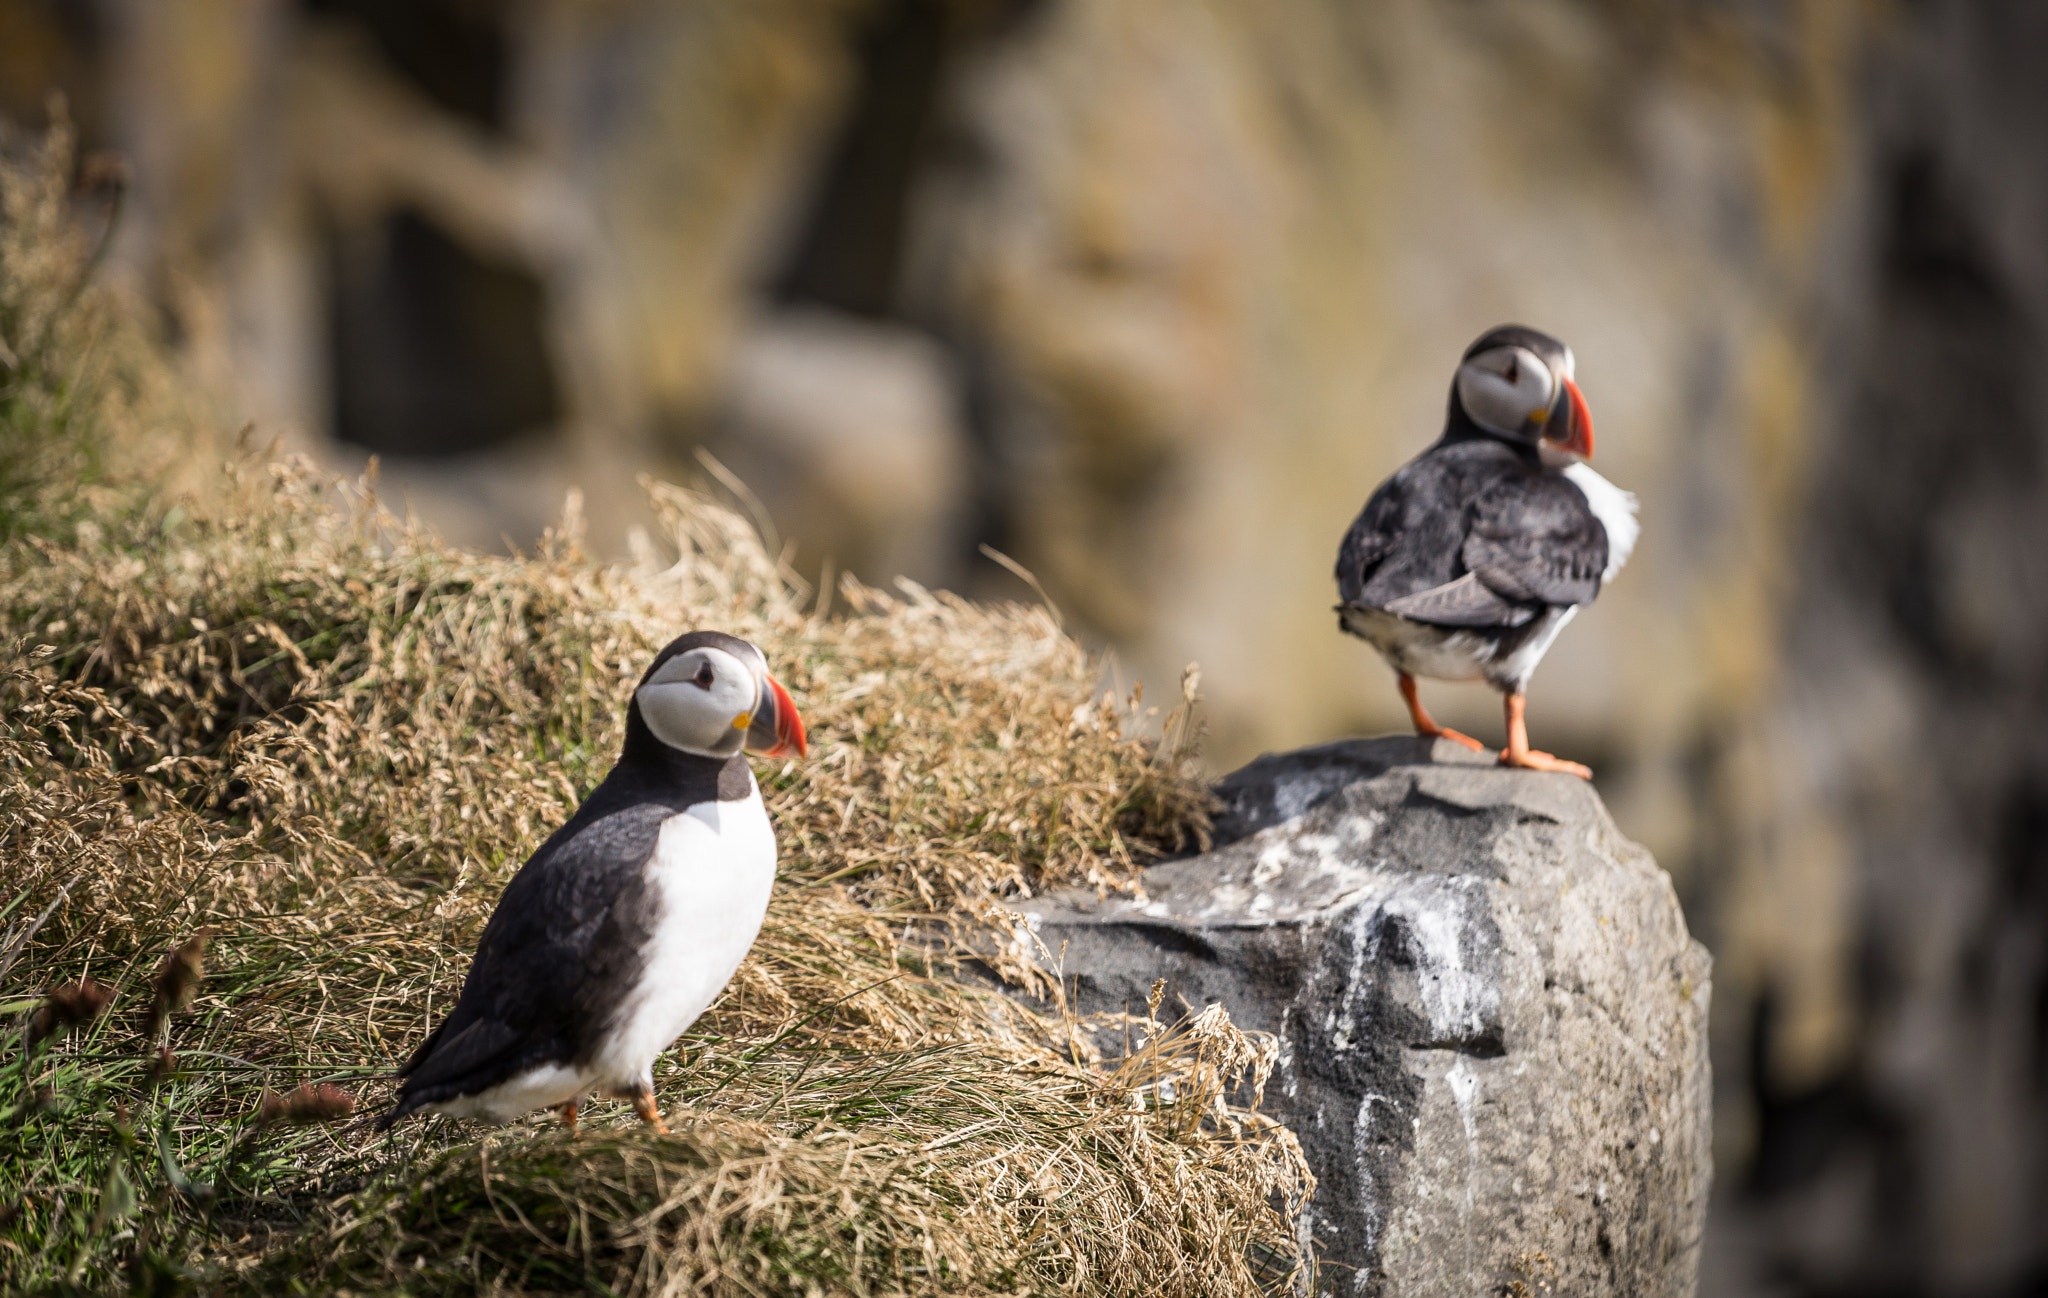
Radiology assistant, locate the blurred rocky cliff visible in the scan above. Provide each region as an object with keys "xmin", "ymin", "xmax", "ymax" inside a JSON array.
[{"xmin": 4, "ymin": 0, "xmax": 2045, "ymax": 1293}]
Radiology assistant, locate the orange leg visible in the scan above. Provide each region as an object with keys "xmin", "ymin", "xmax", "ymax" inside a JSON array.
[
  {"xmin": 632, "ymin": 1090, "xmax": 669, "ymax": 1135},
  {"xmin": 1499, "ymin": 693, "xmax": 1591, "ymax": 779},
  {"xmin": 555, "ymin": 1098, "xmax": 579, "ymax": 1137},
  {"xmin": 1399, "ymin": 674, "xmax": 1485, "ymax": 751}
]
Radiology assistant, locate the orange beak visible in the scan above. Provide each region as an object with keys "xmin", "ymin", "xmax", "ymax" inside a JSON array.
[
  {"xmin": 746, "ymin": 672, "xmax": 807, "ymax": 758},
  {"xmin": 1545, "ymin": 376, "xmax": 1594, "ymax": 460}
]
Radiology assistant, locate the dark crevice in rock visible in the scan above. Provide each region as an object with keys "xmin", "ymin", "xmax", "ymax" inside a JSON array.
[
  {"xmin": 1370, "ymin": 789, "xmax": 1527, "ymax": 879},
  {"xmin": 769, "ymin": 0, "xmax": 956, "ymax": 320},
  {"xmin": 1408, "ymin": 1033, "xmax": 1508, "ymax": 1058},
  {"xmin": 303, "ymin": 0, "xmax": 510, "ymax": 132},
  {"xmin": 325, "ymin": 207, "xmax": 561, "ymax": 459}
]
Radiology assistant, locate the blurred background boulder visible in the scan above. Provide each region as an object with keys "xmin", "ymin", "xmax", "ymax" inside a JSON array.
[{"xmin": 4, "ymin": 0, "xmax": 2044, "ymax": 1292}]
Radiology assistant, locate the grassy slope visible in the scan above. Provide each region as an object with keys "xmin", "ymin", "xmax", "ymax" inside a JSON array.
[{"xmin": 0, "ymin": 128, "xmax": 1310, "ymax": 1294}]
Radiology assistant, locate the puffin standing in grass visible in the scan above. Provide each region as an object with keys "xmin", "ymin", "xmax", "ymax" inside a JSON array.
[
  {"xmin": 379, "ymin": 631, "xmax": 806, "ymax": 1134},
  {"xmin": 1335, "ymin": 325, "xmax": 1637, "ymax": 778}
]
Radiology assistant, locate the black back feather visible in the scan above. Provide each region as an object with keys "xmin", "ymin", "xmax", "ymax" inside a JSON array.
[{"xmin": 1336, "ymin": 433, "xmax": 1607, "ymax": 627}]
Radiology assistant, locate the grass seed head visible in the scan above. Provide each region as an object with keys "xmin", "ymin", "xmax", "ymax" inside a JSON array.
[
  {"xmin": 257, "ymin": 1083, "xmax": 357, "ymax": 1129},
  {"xmin": 29, "ymin": 977, "xmax": 112, "ymax": 1044},
  {"xmin": 144, "ymin": 1045, "xmax": 177, "ymax": 1086},
  {"xmin": 143, "ymin": 932, "xmax": 207, "ymax": 1037}
]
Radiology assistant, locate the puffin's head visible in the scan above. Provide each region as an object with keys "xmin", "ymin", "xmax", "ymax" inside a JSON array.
[
  {"xmin": 1451, "ymin": 324, "xmax": 1594, "ymax": 462},
  {"xmin": 627, "ymin": 630, "xmax": 807, "ymax": 761}
]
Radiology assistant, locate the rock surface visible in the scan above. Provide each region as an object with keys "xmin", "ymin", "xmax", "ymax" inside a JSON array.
[{"xmin": 1013, "ymin": 737, "xmax": 1711, "ymax": 1297}]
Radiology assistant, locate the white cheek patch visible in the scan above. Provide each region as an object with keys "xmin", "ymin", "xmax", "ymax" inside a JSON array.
[
  {"xmin": 1458, "ymin": 346, "xmax": 1554, "ymax": 436},
  {"xmin": 638, "ymin": 683, "xmax": 714, "ymax": 752},
  {"xmin": 636, "ymin": 646, "xmax": 758, "ymax": 755},
  {"xmin": 1511, "ymin": 347, "xmax": 1556, "ymax": 411}
]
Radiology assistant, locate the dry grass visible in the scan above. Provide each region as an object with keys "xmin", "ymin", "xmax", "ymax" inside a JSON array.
[
  {"xmin": 0, "ymin": 108, "xmax": 202, "ymax": 545},
  {"xmin": 0, "ymin": 126, "xmax": 1311, "ymax": 1294}
]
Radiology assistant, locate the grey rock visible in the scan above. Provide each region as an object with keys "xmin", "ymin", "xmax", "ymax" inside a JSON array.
[{"xmin": 1013, "ymin": 737, "xmax": 1711, "ymax": 1297}]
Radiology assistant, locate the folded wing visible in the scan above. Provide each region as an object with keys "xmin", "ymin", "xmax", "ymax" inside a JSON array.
[
  {"xmin": 1338, "ymin": 449, "xmax": 1610, "ymax": 627},
  {"xmin": 380, "ymin": 803, "xmax": 669, "ymax": 1125},
  {"xmin": 1460, "ymin": 471, "xmax": 1608, "ymax": 609}
]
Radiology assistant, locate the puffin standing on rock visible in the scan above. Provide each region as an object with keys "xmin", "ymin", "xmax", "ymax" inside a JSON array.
[
  {"xmin": 379, "ymin": 631, "xmax": 806, "ymax": 1134},
  {"xmin": 1335, "ymin": 325, "xmax": 1636, "ymax": 779}
]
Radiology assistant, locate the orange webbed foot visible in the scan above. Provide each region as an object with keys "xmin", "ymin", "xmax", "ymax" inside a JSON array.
[
  {"xmin": 632, "ymin": 1091, "xmax": 669, "ymax": 1135},
  {"xmin": 1498, "ymin": 747, "xmax": 1592, "ymax": 779},
  {"xmin": 1499, "ymin": 693, "xmax": 1591, "ymax": 779},
  {"xmin": 556, "ymin": 1099, "xmax": 580, "ymax": 1137}
]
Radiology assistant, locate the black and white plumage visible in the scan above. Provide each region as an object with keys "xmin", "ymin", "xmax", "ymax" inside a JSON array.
[
  {"xmin": 1335, "ymin": 325, "xmax": 1637, "ymax": 778},
  {"xmin": 378, "ymin": 630, "xmax": 807, "ymax": 1134}
]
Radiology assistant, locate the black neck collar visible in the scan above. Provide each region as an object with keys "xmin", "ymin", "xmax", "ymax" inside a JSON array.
[
  {"xmin": 1441, "ymin": 389, "xmax": 1542, "ymax": 463},
  {"xmin": 613, "ymin": 705, "xmax": 756, "ymax": 805}
]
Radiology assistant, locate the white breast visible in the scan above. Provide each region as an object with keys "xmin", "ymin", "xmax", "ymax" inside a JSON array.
[
  {"xmin": 1562, "ymin": 462, "xmax": 1639, "ymax": 585},
  {"xmin": 586, "ymin": 782, "xmax": 779, "ymax": 1094},
  {"xmin": 429, "ymin": 1062, "xmax": 589, "ymax": 1125}
]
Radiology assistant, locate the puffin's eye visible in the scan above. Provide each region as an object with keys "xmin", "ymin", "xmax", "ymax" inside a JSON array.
[
  {"xmin": 1503, "ymin": 355, "xmax": 1520, "ymax": 384},
  {"xmin": 693, "ymin": 662, "xmax": 716, "ymax": 689}
]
